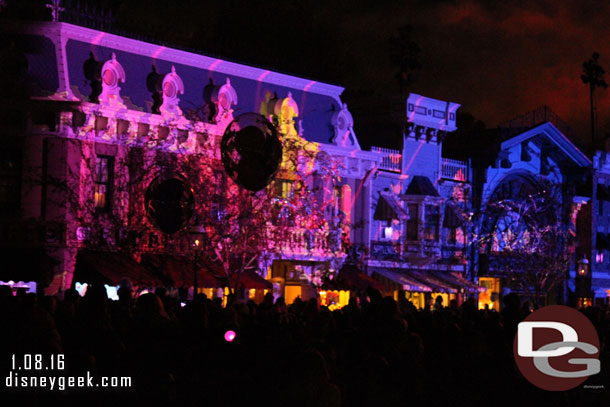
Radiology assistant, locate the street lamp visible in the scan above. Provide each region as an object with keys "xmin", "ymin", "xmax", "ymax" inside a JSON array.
[
  {"xmin": 576, "ymin": 256, "xmax": 591, "ymax": 308},
  {"xmin": 189, "ymin": 224, "xmax": 207, "ymax": 299}
]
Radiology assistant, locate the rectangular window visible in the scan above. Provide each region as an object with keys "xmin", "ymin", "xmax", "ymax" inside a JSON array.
[
  {"xmin": 406, "ymin": 204, "xmax": 419, "ymax": 241},
  {"xmin": 378, "ymin": 220, "xmax": 393, "ymax": 241},
  {"xmin": 0, "ymin": 149, "xmax": 21, "ymax": 215},
  {"xmin": 424, "ymin": 204, "xmax": 439, "ymax": 241},
  {"xmin": 448, "ymin": 227, "xmax": 457, "ymax": 244},
  {"xmin": 94, "ymin": 155, "xmax": 113, "ymax": 211},
  {"xmin": 276, "ymin": 179, "xmax": 294, "ymax": 199},
  {"xmin": 447, "ymin": 227, "xmax": 465, "ymax": 245},
  {"xmin": 600, "ymin": 200, "xmax": 604, "ymax": 216}
]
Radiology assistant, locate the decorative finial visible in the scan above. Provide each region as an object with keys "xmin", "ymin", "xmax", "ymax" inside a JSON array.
[
  {"xmin": 226, "ymin": 77, "xmax": 231, "ymax": 85},
  {"xmin": 171, "ymin": 65, "xmax": 176, "ymax": 74},
  {"xmin": 288, "ymin": 91, "xmax": 292, "ymax": 99},
  {"xmin": 46, "ymin": 0, "xmax": 64, "ymax": 22},
  {"xmin": 111, "ymin": 52, "xmax": 117, "ymax": 61}
]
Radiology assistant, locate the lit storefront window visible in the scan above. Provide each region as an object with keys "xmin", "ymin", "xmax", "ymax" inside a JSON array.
[
  {"xmin": 319, "ymin": 290, "xmax": 350, "ymax": 310},
  {"xmin": 478, "ymin": 277, "xmax": 500, "ymax": 311}
]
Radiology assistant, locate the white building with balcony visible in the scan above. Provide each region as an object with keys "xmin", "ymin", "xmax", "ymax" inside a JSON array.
[{"xmin": 365, "ymin": 93, "xmax": 479, "ymax": 309}]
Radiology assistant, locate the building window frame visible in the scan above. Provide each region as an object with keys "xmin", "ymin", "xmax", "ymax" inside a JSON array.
[
  {"xmin": 424, "ymin": 204, "xmax": 440, "ymax": 241},
  {"xmin": 406, "ymin": 203, "xmax": 419, "ymax": 241},
  {"xmin": 94, "ymin": 155, "xmax": 114, "ymax": 212}
]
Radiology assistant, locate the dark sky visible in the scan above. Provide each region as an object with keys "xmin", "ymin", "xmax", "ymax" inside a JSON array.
[{"xmin": 9, "ymin": 0, "xmax": 610, "ymax": 150}]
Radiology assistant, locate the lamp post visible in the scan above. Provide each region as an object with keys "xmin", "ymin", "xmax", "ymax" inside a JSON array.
[
  {"xmin": 576, "ymin": 256, "xmax": 591, "ymax": 308},
  {"xmin": 189, "ymin": 224, "xmax": 207, "ymax": 300}
]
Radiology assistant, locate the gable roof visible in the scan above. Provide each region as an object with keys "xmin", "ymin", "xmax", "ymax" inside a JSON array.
[
  {"xmin": 403, "ymin": 176, "xmax": 440, "ymax": 197},
  {"xmin": 500, "ymin": 122, "xmax": 590, "ymax": 168}
]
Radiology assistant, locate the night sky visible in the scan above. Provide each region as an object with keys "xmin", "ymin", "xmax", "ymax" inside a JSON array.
[{"xmin": 7, "ymin": 0, "xmax": 610, "ymax": 151}]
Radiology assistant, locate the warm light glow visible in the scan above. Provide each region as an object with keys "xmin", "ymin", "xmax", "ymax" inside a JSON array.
[
  {"xmin": 194, "ymin": 239, "xmax": 200, "ymax": 247},
  {"xmin": 285, "ymin": 285, "xmax": 302, "ymax": 305},
  {"xmin": 478, "ymin": 277, "xmax": 500, "ymax": 311},
  {"xmin": 319, "ymin": 290, "xmax": 350, "ymax": 310},
  {"xmin": 224, "ymin": 330, "xmax": 236, "ymax": 342}
]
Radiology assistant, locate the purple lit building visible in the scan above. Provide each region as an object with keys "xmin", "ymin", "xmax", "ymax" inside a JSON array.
[
  {"xmin": 365, "ymin": 93, "xmax": 480, "ymax": 308},
  {"xmin": 2, "ymin": 14, "xmax": 607, "ymax": 310},
  {"xmin": 0, "ymin": 18, "xmax": 381, "ymax": 303}
]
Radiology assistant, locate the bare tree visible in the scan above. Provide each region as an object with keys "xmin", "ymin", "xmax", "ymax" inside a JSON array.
[{"xmin": 470, "ymin": 180, "xmax": 571, "ymax": 307}]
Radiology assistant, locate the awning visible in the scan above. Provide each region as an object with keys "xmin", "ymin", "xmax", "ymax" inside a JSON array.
[
  {"xmin": 374, "ymin": 192, "xmax": 408, "ymax": 220},
  {"xmin": 596, "ymin": 233, "xmax": 610, "ymax": 251},
  {"xmin": 328, "ymin": 265, "xmax": 385, "ymax": 291},
  {"xmin": 443, "ymin": 204, "xmax": 465, "ymax": 228},
  {"xmin": 430, "ymin": 271, "xmax": 483, "ymax": 293},
  {"xmin": 140, "ymin": 253, "xmax": 220, "ymax": 288},
  {"xmin": 597, "ymin": 184, "xmax": 610, "ymax": 201},
  {"xmin": 408, "ymin": 270, "xmax": 458, "ymax": 293},
  {"xmin": 74, "ymin": 250, "xmax": 163, "ymax": 287},
  {"xmin": 229, "ymin": 269, "xmax": 273, "ymax": 290},
  {"xmin": 0, "ymin": 247, "xmax": 58, "ymax": 284},
  {"xmin": 372, "ymin": 269, "xmax": 432, "ymax": 292}
]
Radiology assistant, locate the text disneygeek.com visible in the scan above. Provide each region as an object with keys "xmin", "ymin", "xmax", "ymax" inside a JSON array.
[{"xmin": 5, "ymin": 354, "xmax": 131, "ymax": 392}]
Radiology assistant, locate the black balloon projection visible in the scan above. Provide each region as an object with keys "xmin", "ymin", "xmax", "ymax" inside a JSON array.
[
  {"xmin": 145, "ymin": 174, "xmax": 195, "ymax": 234},
  {"xmin": 220, "ymin": 113, "xmax": 282, "ymax": 191}
]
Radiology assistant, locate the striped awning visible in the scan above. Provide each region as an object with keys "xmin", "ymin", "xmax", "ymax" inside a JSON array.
[
  {"xmin": 407, "ymin": 270, "xmax": 459, "ymax": 293},
  {"xmin": 372, "ymin": 269, "xmax": 432, "ymax": 292},
  {"xmin": 430, "ymin": 271, "xmax": 484, "ymax": 293}
]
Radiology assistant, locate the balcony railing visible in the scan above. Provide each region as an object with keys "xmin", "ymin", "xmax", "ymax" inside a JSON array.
[
  {"xmin": 404, "ymin": 241, "xmax": 441, "ymax": 258},
  {"xmin": 371, "ymin": 240, "xmax": 402, "ymax": 261},
  {"xmin": 266, "ymin": 226, "xmax": 341, "ymax": 257},
  {"xmin": 371, "ymin": 147, "xmax": 402, "ymax": 172},
  {"xmin": 441, "ymin": 158, "xmax": 468, "ymax": 181}
]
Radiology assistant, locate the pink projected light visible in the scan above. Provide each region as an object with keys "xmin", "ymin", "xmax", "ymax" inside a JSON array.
[{"xmin": 224, "ymin": 330, "xmax": 236, "ymax": 342}]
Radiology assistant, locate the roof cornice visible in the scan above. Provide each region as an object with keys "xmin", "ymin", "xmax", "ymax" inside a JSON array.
[{"xmin": 21, "ymin": 21, "xmax": 345, "ymax": 101}]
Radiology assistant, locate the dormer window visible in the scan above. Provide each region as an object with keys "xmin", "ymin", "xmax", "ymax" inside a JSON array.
[
  {"xmin": 99, "ymin": 53, "xmax": 126, "ymax": 107},
  {"xmin": 374, "ymin": 192, "xmax": 406, "ymax": 241},
  {"xmin": 203, "ymin": 78, "xmax": 238, "ymax": 125},
  {"xmin": 160, "ymin": 66, "xmax": 184, "ymax": 118}
]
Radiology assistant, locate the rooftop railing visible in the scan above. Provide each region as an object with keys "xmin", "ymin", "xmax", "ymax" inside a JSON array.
[
  {"xmin": 371, "ymin": 146, "xmax": 402, "ymax": 172},
  {"xmin": 441, "ymin": 158, "xmax": 468, "ymax": 182}
]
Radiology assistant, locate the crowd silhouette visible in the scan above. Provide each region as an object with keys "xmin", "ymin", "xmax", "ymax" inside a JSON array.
[{"xmin": 1, "ymin": 285, "xmax": 609, "ymax": 406}]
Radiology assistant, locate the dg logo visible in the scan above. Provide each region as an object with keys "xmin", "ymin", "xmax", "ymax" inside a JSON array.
[{"xmin": 513, "ymin": 305, "xmax": 601, "ymax": 391}]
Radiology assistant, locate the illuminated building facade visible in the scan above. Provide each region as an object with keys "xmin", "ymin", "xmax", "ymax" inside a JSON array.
[
  {"xmin": 475, "ymin": 121, "xmax": 591, "ymax": 309},
  {"xmin": 3, "ymin": 18, "xmax": 607, "ymax": 309},
  {"xmin": 582, "ymin": 151, "xmax": 610, "ymax": 306},
  {"xmin": 0, "ymin": 19, "xmax": 381, "ymax": 301},
  {"xmin": 366, "ymin": 93, "xmax": 480, "ymax": 309}
]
